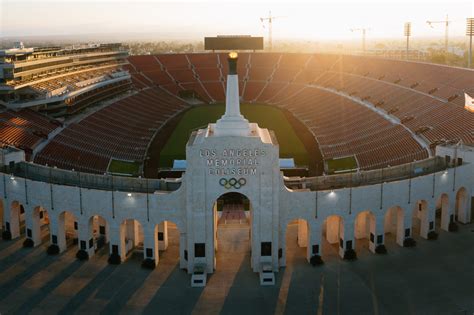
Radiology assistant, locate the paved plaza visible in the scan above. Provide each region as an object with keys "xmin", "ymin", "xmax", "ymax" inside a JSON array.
[{"xmin": 0, "ymin": 222, "xmax": 473, "ymax": 315}]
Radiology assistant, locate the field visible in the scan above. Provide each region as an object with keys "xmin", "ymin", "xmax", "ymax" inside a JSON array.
[
  {"xmin": 158, "ymin": 104, "xmax": 309, "ymax": 167},
  {"xmin": 326, "ymin": 156, "xmax": 358, "ymax": 174},
  {"xmin": 108, "ymin": 159, "xmax": 141, "ymax": 176}
]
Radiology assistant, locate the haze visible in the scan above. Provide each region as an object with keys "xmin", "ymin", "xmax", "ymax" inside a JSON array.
[{"xmin": 1, "ymin": 0, "xmax": 473, "ymax": 41}]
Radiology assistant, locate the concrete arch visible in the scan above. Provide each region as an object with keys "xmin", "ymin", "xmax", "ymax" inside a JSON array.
[
  {"xmin": 54, "ymin": 210, "xmax": 78, "ymax": 253},
  {"xmin": 26, "ymin": 206, "xmax": 50, "ymax": 247},
  {"xmin": 279, "ymin": 218, "xmax": 311, "ymax": 265},
  {"xmin": 88, "ymin": 215, "xmax": 109, "ymax": 251},
  {"xmin": 455, "ymin": 187, "xmax": 470, "ymax": 224},
  {"xmin": 384, "ymin": 206, "xmax": 405, "ymax": 246},
  {"xmin": 145, "ymin": 220, "xmax": 185, "ymax": 268},
  {"xmin": 208, "ymin": 192, "xmax": 252, "ymax": 271},
  {"xmin": 321, "ymin": 215, "xmax": 347, "ymax": 258},
  {"xmin": 119, "ymin": 218, "xmax": 144, "ymax": 260},
  {"xmin": 6, "ymin": 200, "xmax": 24, "ymax": 239},
  {"xmin": 354, "ymin": 210, "xmax": 377, "ymax": 253},
  {"xmin": 436, "ymin": 193, "xmax": 450, "ymax": 231},
  {"xmin": 412, "ymin": 200, "xmax": 432, "ymax": 239}
]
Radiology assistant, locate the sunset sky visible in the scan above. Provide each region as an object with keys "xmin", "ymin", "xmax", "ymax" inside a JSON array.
[{"xmin": 1, "ymin": 0, "xmax": 473, "ymax": 40}]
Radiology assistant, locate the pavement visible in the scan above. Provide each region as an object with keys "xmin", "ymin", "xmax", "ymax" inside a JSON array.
[{"xmin": 0, "ymin": 221, "xmax": 473, "ymax": 315}]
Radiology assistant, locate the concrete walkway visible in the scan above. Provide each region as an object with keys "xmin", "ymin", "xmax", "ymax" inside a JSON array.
[{"xmin": 0, "ymin": 223, "xmax": 473, "ymax": 314}]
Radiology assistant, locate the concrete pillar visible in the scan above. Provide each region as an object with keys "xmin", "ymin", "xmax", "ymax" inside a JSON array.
[
  {"xmin": 402, "ymin": 207, "xmax": 413, "ymax": 243},
  {"xmin": 108, "ymin": 223, "xmax": 126, "ymax": 263},
  {"xmin": 439, "ymin": 196, "xmax": 450, "ymax": 232},
  {"xmin": 25, "ymin": 206, "xmax": 42, "ymax": 247},
  {"xmin": 326, "ymin": 216, "xmax": 340, "ymax": 244},
  {"xmin": 125, "ymin": 219, "xmax": 140, "ymax": 248},
  {"xmin": 368, "ymin": 216, "xmax": 384, "ymax": 253},
  {"xmin": 157, "ymin": 221, "xmax": 168, "ymax": 251},
  {"xmin": 143, "ymin": 225, "xmax": 159, "ymax": 266},
  {"xmin": 179, "ymin": 232, "xmax": 187, "ymax": 269},
  {"xmin": 338, "ymin": 218, "xmax": 354, "ymax": 258},
  {"xmin": 307, "ymin": 222, "xmax": 321, "ymax": 261},
  {"xmin": 0, "ymin": 199, "xmax": 4, "ymax": 231},
  {"xmin": 49, "ymin": 215, "xmax": 67, "ymax": 253},
  {"xmin": 97, "ymin": 216, "xmax": 109, "ymax": 243},
  {"xmin": 297, "ymin": 219, "xmax": 308, "ymax": 248},
  {"xmin": 417, "ymin": 203, "xmax": 430, "ymax": 239},
  {"xmin": 77, "ymin": 219, "xmax": 95, "ymax": 258},
  {"xmin": 456, "ymin": 190, "xmax": 470, "ymax": 224},
  {"xmin": 7, "ymin": 201, "xmax": 21, "ymax": 239}
]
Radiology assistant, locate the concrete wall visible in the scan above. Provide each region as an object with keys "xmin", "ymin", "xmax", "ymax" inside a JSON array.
[{"xmin": 1, "ymin": 145, "xmax": 472, "ymax": 274}]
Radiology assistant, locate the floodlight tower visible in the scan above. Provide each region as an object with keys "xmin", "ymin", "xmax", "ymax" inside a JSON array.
[
  {"xmin": 426, "ymin": 15, "xmax": 451, "ymax": 52},
  {"xmin": 404, "ymin": 22, "xmax": 412, "ymax": 60},
  {"xmin": 467, "ymin": 18, "xmax": 474, "ymax": 68},
  {"xmin": 260, "ymin": 11, "xmax": 285, "ymax": 51},
  {"xmin": 351, "ymin": 28, "xmax": 370, "ymax": 54}
]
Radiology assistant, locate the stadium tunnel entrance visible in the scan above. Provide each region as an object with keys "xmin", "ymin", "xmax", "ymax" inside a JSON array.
[{"xmin": 212, "ymin": 192, "xmax": 252, "ymax": 271}]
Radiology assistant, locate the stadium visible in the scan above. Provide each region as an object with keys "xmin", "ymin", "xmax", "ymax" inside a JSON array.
[{"xmin": 0, "ymin": 5, "xmax": 473, "ymax": 313}]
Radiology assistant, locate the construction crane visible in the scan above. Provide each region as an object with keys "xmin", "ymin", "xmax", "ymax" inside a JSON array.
[
  {"xmin": 426, "ymin": 15, "xmax": 451, "ymax": 52},
  {"xmin": 260, "ymin": 11, "xmax": 286, "ymax": 51},
  {"xmin": 350, "ymin": 28, "xmax": 370, "ymax": 54}
]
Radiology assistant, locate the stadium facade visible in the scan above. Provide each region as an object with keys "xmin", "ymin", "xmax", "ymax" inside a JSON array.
[{"xmin": 0, "ymin": 51, "xmax": 473, "ymax": 286}]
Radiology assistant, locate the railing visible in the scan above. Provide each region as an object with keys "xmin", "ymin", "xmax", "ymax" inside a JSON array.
[
  {"xmin": 0, "ymin": 157, "xmax": 453, "ymax": 194},
  {"xmin": 285, "ymin": 157, "xmax": 449, "ymax": 191},
  {"xmin": 2, "ymin": 162, "xmax": 181, "ymax": 193}
]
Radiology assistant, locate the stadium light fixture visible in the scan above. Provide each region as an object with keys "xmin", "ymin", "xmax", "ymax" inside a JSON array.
[
  {"xmin": 404, "ymin": 22, "xmax": 411, "ymax": 60},
  {"xmin": 467, "ymin": 18, "xmax": 474, "ymax": 68},
  {"xmin": 426, "ymin": 15, "xmax": 451, "ymax": 53}
]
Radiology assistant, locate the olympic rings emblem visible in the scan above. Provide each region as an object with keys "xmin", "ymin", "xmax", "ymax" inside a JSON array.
[{"xmin": 219, "ymin": 177, "xmax": 246, "ymax": 189}]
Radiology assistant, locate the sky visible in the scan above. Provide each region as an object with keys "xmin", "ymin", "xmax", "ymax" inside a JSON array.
[{"xmin": 1, "ymin": 0, "xmax": 473, "ymax": 41}]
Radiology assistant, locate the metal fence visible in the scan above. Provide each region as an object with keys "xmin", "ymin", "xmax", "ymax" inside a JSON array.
[
  {"xmin": 285, "ymin": 157, "xmax": 449, "ymax": 191},
  {"xmin": 1, "ymin": 157, "xmax": 450, "ymax": 193},
  {"xmin": 2, "ymin": 162, "xmax": 181, "ymax": 193}
]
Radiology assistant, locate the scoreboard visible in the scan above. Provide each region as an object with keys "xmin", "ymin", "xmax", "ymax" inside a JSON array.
[{"xmin": 204, "ymin": 36, "xmax": 264, "ymax": 51}]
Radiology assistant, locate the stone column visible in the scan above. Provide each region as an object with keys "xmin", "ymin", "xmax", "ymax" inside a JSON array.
[
  {"xmin": 368, "ymin": 216, "xmax": 384, "ymax": 253},
  {"xmin": 179, "ymin": 232, "xmax": 187, "ymax": 269},
  {"xmin": 6, "ymin": 200, "xmax": 21, "ymax": 239},
  {"xmin": 49, "ymin": 214, "xmax": 67, "ymax": 253},
  {"xmin": 108, "ymin": 223, "xmax": 126, "ymax": 264},
  {"xmin": 77, "ymin": 219, "xmax": 95, "ymax": 259},
  {"xmin": 25, "ymin": 206, "xmax": 43, "ymax": 247},
  {"xmin": 157, "ymin": 221, "xmax": 168, "ymax": 251},
  {"xmin": 142, "ymin": 225, "xmax": 159, "ymax": 268},
  {"xmin": 338, "ymin": 218, "xmax": 354, "ymax": 259},
  {"xmin": 307, "ymin": 222, "xmax": 322, "ymax": 261}
]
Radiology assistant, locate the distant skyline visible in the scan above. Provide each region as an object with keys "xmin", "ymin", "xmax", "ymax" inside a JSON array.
[{"xmin": 1, "ymin": 0, "xmax": 473, "ymax": 41}]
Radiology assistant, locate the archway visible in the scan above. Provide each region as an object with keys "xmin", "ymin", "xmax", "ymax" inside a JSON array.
[
  {"xmin": 26, "ymin": 206, "xmax": 50, "ymax": 247},
  {"xmin": 5, "ymin": 201, "xmax": 24, "ymax": 239},
  {"xmin": 284, "ymin": 218, "xmax": 309, "ymax": 266},
  {"xmin": 89, "ymin": 215, "xmax": 109, "ymax": 252},
  {"xmin": 384, "ymin": 206, "xmax": 405, "ymax": 246},
  {"xmin": 56, "ymin": 211, "xmax": 78, "ymax": 252},
  {"xmin": 212, "ymin": 192, "xmax": 251, "ymax": 271},
  {"xmin": 120, "ymin": 219, "xmax": 144, "ymax": 262},
  {"xmin": 412, "ymin": 200, "xmax": 431, "ymax": 239},
  {"xmin": 436, "ymin": 194, "xmax": 450, "ymax": 231},
  {"xmin": 354, "ymin": 210, "xmax": 376, "ymax": 254},
  {"xmin": 321, "ymin": 215, "xmax": 344, "ymax": 259},
  {"xmin": 455, "ymin": 187, "xmax": 469, "ymax": 224},
  {"xmin": 143, "ymin": 220, "xmax": 182, "ymax": 268}
]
